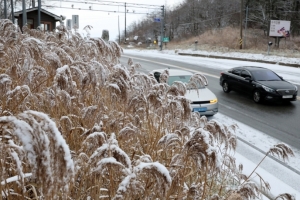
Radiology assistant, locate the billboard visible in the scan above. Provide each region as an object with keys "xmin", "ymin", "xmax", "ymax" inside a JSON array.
[
  {"xmin": 269, "ymin": 20, "xmax": 290, "ymax": 37},
  {"xmin": 72, "ymin": 15, "xmax": 79, "ymax": 29}
]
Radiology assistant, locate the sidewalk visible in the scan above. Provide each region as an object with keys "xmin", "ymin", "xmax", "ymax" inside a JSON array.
[
  {"xmin": 213, "ymin": 113, "xmax": 300, "ymax": 199},
  {"xmin": 236, "ymin": 142, "xmax": 300, "ymax": 199},
  {"xmin": 178, "ymin": 52, "xmax": 300, "ymax": 68}
]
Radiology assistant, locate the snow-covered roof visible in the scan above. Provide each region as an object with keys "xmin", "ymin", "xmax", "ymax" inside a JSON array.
[{"xmin": 14, "ymin": 7, "xmax": 61, "ymax": 21}]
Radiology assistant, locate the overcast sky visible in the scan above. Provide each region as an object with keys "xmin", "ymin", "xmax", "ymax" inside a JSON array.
[{"xmin": 43, "ymin": 0, "xmax": 184, "ymax": 41}]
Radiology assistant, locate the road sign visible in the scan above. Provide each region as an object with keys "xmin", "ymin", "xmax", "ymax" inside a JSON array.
[
  {"xmin": 154, "ymin": 18, "xmax": 161, "ymax": 22},
  {"xmin": 163, "ymin": 37, "xmax": 169, "ymax": 42},
  {"xmin": 66, "ymin": 19, "xmax": 72, "ymax": 30},
  {"xmin": 72, "ymin": 15, "xmax": 79, "ymax": 29}
]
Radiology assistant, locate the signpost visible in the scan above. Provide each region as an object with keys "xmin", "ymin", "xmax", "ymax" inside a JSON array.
[
  {"xmin": 269, "ymin": 20, "xmax": 290, "ymax": 37},
  {"xmin": 154, "ymin": 18, "xmax": 161, "ymax": 22},
  {"xmin": 66, "ymin": 19, "xmax": 72, "ymax": 30},
  {"xmin": 269, "ymin": 20, "xmax": 290, "ymax": 47},
  {"xmin": 163, "ymin": 37, "xmax": 169, "ymax": 43},
  {"xmin": 72, "ymin": 15, "xmax": 79, "ymax": 29}
]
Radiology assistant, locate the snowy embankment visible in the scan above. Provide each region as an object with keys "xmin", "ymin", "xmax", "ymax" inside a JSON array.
[{"xmin": 178, "ymin": 49, "xmax": 300, "ymax": 65}]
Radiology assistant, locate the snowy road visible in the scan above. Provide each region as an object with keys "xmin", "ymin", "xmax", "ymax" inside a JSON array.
[
  {"xmin": 120, "ymin": 52, "xmax": 300, "ymax": 149},
  {"xmin": 120, "ymin": 49, "xmax": 300, "ymax": 198}
]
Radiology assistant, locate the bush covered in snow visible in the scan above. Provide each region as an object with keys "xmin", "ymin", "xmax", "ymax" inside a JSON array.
[{"xmin": 0, "ymin": 19, "xmax": 295, "ymax": 200}]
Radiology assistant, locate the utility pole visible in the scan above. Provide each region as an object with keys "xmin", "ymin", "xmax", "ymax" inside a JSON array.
[
  {"xmin": 118, "ymin": 15, "xmax": 120, "ymax": 44},
  {"xmin": 160, "ymin": 5, "xmax": 164, "ymax": 51},
  {"xmin": 38, "ymin": 0, "xmax": 41, "ymax": 28},
  {"xmin": 244, "ymin": 5, "xmax": 248, "ymax": 48},
  {"xmin": 10, "ymin": 0, "xmax": 14, "ymax": 23},
  {"xmin": 125, "ymin": 2, "xmax": 126, "ymax": 43},
  {"xmin": 22, "ymin": 0, "xmax": 27, "ymax": 27},
  {"xmin": 239, "ymin": 0, "xmax": 243, "ymax": 49},
  {"xmin": 4, "ymin": 0, "xmax": 7, "ymax": 18}
]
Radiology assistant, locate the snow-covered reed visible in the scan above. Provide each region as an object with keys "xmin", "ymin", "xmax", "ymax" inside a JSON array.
[{"xmin": 0, "ymin": 19, "xmax": 295, "ymax": 199}]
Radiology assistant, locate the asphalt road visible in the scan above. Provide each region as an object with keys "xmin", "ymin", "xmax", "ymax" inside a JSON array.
[{"xmin": 120, "ymin": 53, "xmax": 300, "ymax": 150}]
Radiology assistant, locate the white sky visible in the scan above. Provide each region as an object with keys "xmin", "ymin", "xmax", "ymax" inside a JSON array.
[
  {"xmin": 41, "ymin": 0, "xmax": 184, "ymax": 40},
  {"xmin": 124, "ymin": 48, "xmax": 300, "ymax": 198}
]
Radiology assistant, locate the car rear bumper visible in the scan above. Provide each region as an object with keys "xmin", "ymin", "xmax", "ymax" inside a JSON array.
[{"xmin": 191, "ymin": 102, "xmax": 218, "ymax": 116}]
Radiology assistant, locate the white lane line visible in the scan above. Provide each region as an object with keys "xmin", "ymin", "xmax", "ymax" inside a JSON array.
[{"xmin": 122, "ymin": 55, "xmax": 300, "ymax": 101}]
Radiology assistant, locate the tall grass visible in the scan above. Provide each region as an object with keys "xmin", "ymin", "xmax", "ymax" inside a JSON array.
[{"xmin": 0, "ymin": 19, "xmax": 295, "ymax": 199}]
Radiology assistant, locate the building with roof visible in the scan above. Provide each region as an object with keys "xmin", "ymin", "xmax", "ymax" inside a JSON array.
[{"xmin": 14, "ymin": 7, "xmax": 61, "ymax": 32}]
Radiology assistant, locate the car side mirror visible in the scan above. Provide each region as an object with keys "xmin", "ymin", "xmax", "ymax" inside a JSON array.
[
  {"xmin": 154, "ymin": 72, "xmax": 161, "ymax": 83},
  {"xmin": 245, "ymin": 77, "xmax": 252, "ymax": 81}
]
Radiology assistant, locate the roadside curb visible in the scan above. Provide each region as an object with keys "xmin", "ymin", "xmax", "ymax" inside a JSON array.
[{"xmin": 178, "ymin": 52, "xmax": 300, "ymax": 68}]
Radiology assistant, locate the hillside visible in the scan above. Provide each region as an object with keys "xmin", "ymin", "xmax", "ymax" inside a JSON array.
[{"xmin": 122, "ymin": 27, "xmax": 300, "ymax": 59}]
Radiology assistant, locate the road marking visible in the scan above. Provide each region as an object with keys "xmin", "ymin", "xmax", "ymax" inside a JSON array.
[{"xmin": 122, "ymin": 55, "xmax": 300, "ymax": 101}]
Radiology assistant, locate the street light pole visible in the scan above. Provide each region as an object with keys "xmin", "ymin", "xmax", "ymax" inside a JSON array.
[
  {"xmin": 38, "ymin": 0, "xmax": 41, "ymax": 28},
  {"xmin": 22, "ymin": 0, "xmax": 27, "ymax": 27},
  {"xmin": 160, "ymin": 5, "xmax": 164, "ymax": 51},
  {"xmin": 4, "ymin": 0, "xmax": 7, "ymax": 19},
  {"xmin": 125, "ymin": 2, "xmax": 126, "ymax": 43},
  {"xmin": 118, "ymin": 15, "xmax": 120, "ymax": 44},
  {"xmin": 10, "ymin": 0, "xmax": 14, "ymax": 23}
]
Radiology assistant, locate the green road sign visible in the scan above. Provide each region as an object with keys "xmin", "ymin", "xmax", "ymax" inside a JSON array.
[{"xmin": 163, "ymin": 37, "xmax": 169, "ymax": 42}]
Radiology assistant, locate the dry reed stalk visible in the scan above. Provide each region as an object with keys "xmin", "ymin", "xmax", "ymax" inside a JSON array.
[{"xmin": 0, "ymin": 18, "xmax": 296, "ymax": 200}]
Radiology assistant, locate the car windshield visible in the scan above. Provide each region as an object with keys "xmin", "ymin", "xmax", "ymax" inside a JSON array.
[
  {"xmin": 168, "ymin": 75, "xmax": 204, "ymax": 89},
  {"xmin": 251, "ymin": 70, "xmax": 281, "ymax": 81},
  {"xmin": 168, "ymin": 75, "xmax": 191, "ymax": 85}
]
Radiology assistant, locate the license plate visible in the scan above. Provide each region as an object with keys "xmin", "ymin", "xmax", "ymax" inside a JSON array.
[
  {"xmin": 282, "ymin": 95, "xmax": 293, "ymax": 99},
  {"xmin": 193, "ymin": 107, "xmax": 207, "ymax": 112}
]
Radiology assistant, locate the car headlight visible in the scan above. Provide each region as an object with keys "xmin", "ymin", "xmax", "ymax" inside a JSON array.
[
  {"xmin": 262, "ymin": 85, "xmax": 275, "ymax": 93},
  {"xmin": 294, "ymin": 85, "xmax": 298, "ymax": 92},
  {"xmin": 210, "ymin": 98, "xmax": 218, "ymax": 104}
]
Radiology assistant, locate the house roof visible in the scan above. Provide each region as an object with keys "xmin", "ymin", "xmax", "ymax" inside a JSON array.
[{"xmin": 14, "ymin": 7, "xmax": 61, "ymax": 21}]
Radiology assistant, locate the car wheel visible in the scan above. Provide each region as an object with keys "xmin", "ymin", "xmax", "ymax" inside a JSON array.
[
  {"xmin": 253, "ymin": 90, "xmax": 262, "ymax": 103},
  {"xmin": 222, "ymin": 81, "xmax": 231, "ymax": 93}
]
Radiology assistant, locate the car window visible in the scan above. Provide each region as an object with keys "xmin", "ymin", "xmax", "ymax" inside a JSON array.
[
  {"xmin": 241, "ymin": 70, "xmax": 251, "ymax": 78},
  {"xmin": 168, "ymin": 75, "xmax": 191, "ymax": 85},
  {"xmin": 231, "ymin": 68, "xmax": 242, "ymax": 76},
  {"xmin": 168, "ymin": 75, "xmax": 205, "ymax": 89},
  {"xmin": 251, "ymin": 70, "xmax": 281, "ymax": 81}
]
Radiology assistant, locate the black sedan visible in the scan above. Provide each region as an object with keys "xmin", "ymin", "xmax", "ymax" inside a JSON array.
[{"xmin": 220, "ymin": 66, "xmax": 298, "ymax": 103}]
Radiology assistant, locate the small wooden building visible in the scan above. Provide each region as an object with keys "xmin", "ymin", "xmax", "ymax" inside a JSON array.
[{"xmin": 14, "ymin": 7, "xmax": 61, "ymax": 32}]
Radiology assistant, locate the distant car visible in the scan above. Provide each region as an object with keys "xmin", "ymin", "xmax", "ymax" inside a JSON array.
[
  {"xmin": 220, "ymin": 66, "xmax": 298, "ymax": 103},
  {"xmin": 150, "ymin": 69, "xmax": 218, "ymax": 116}
]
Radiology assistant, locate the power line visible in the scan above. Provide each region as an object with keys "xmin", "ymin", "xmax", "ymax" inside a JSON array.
[
  {"xmin": 43, "ymin": 5, "xmax": 151, "ymax": 14},
  {"xmin": 46, "ymin": 0, "xmax": 162, "ymax": 9},
  {"xmin": 76, "ymin": 0, "xmax": 161, "ymax": 8}
]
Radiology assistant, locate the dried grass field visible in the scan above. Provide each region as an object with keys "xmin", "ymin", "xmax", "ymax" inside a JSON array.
[
  {"xmin": 0, "ymin": 20, "xmax": 295, "ymax": 199},
  {"xmin": 131, "ymin": 27, "xmax": 300, "ymax": 59}
]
